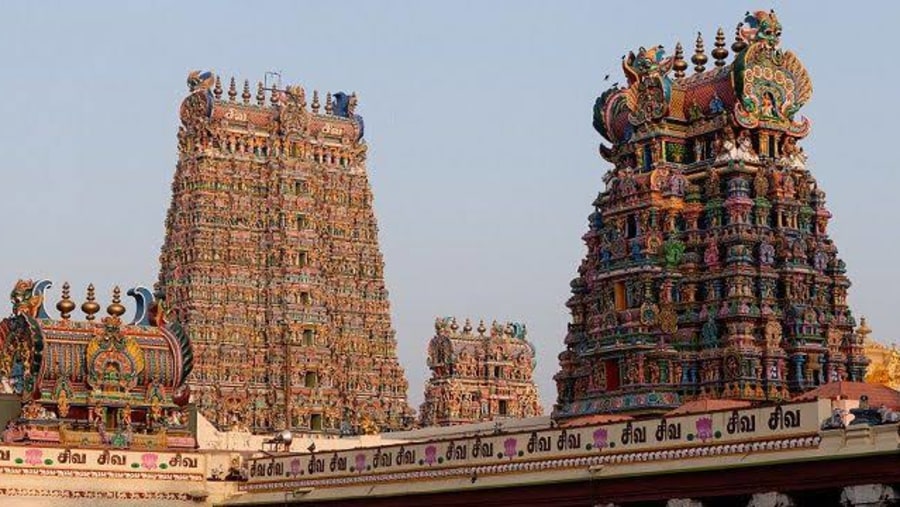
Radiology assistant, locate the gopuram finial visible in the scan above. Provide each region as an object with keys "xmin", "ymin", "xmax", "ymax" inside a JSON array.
[
  {"xmin": 713, "ymin": 27, "xmax": 729, "ymax": 67},
  {"xmin": 692, "ymin": 32, "xmax": 708, "ymax": 73},
  {"xmin": 107, "ymin": 286, "xmax": 126, "ymax": 318},
  {"xmin": 213, "ymin": 75, "xmax": 223, "ymax": 100},
  {"xmin": 269, "ymin": 83, "xmax": 279, "ymax": 106},
  {"xmin": 463, "ymin": 318, "xmax": 472, "ymax": 334},
  {"xmin": 312, "ymin": 90, "xmax": 320, "ymax": 113},
  {"xmin": 857, "ymin": 317, "xmax": 872, "ymax": 342},
  {"xmin": 228, "ymin": 77, "xmax": 237, "ymax": 102},
  {"xmin": 256, "ymin": 81, "xmax": 265, "ymax": 106},
  {"xmin": 242, "ymin": 79, "xmax": 251, "ymax": 105},
  {"xmin": 325, "ymin": 92, "xmax": 333, "ymax": 114},
  {"xmin": 82, "ymin": 283, "xmax": 100, "ymax": 321},
  {"xmin": 270, "ymin": 83, "xmax": 280, "ymax": 106},
  {"xmin": 56, "ymin": 281, "xmax": 76, "ymax": 320},
  {"xmin": 673, "ymin": 41, "xmax": 688, "ymax": 79},
  {"xmin": 732, "ymin": 23, "xmax": 748, "ymax": 53},
  {"xmin": 477, "ymin": 320, "xmax": 486, "ymax": 336}
]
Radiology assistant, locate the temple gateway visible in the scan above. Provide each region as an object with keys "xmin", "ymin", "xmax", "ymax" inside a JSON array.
[{"xmin": 555, "ymin": 9, "xmax": 869, "ymax": 419}]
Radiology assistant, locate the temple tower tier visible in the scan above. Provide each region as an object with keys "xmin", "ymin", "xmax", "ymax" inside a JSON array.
[
  {"xmin": 420, "ymin": 317, "xmax": 542, "ymax": 426},
  {"xmin": 157, "ymin": 72, "xmax": 413, "ymax": 433},
  {"xmin": 554, "ymin": 11, "xmax": 869, "ymax": 420}
]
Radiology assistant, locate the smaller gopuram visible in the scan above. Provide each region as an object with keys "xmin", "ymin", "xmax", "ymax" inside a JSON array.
[
  {"xmin": 419, "ymin": 317, "xmax": 542, "ymax": 427},
  {"xmin": 0, "ymin": 279, "xmax": 195, "ymax": 449}
]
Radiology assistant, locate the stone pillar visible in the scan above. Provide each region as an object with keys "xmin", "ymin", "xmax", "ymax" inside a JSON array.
[
  {"xmin": 667, "ymin": 499, "xmax": 703, "ymax": 507},
  {"xmin": 840, "ymin": 484, "xmax": 899, "ymax": 506},
  {"xmin": 748, "ymin": 491, "xmax": 794, "ymax": 507}
]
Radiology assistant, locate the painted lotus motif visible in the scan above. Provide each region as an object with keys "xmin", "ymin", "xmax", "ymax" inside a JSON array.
[
  {"xmin": 141, "ymin": 453, "xmax": 158, "ymax": 470},
  {"xmin": 24, "ymin": 448, "xmax": 43, "ymax": 465},
  {"xmin": 695, "ymin": 417, "xmax": 713, "ymax": 442},
  {"xmin": 424, "ymin": 445, "xmax": 437, "ymax": 466},
  {"xmin": 592, "ymin": 428, "xmax": 609, "ymax": 450},
  {"xmin": 503, "ymin": 438, "xmax": 518, "ymax": 459}
]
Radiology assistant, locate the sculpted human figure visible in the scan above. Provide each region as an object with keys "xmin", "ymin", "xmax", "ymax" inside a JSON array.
[{"xmin": 736, "ymin": 129, "xmax": 759, "ymax": 162}]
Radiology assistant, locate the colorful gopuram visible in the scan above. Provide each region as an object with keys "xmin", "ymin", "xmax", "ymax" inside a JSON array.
[
  {"xmin": 0, "ymin": 279, "xmax": 195, "ymax": 449},
  {"xmin": 419, "ymin": 318, "xmax": 542, "ymax": 426},
  {"xmin": 554, "ymin": 10, "xmax": 869, "ymax": 419},
  {"xmin": 157, "ymin": 72, "xmax": 412, "ymax": 434}
]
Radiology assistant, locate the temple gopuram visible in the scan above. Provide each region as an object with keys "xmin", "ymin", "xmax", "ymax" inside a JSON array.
[
  {"xmin": 0, "ymin": 279, "xmax": 195, "ymax": 449},
  {"xmin": 554, "ymin": 10, "xmax": 869, "ymax": 419},
  {"xmin": 419, "ymin": 317, "xmax": 542, "ymax": 426},
  {"xmin": 157, "ymin": 72, "xmax": 412, "ymax": 434}
]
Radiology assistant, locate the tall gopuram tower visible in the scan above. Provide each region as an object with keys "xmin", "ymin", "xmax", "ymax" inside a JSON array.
[
  {"xmin": 419, "ymin": 318, "xmax": 542, "ymax": 426},
  {"xmin": 157, "ymin": 72, "xmax": 412, "ymax": 433},
  {"xmin": 554, "ymin": 11, "xmax": 869, "ymax": 420}
]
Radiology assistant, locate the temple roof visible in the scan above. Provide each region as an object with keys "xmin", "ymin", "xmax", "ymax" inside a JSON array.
[{"xmin": 792, "ymin": 381, "xmax": 900, "ymax": 410}]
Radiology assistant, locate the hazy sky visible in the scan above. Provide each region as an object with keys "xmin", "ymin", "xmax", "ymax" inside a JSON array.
[{"xmin": 1, "ymin": 1, "xmax": 897, "ymax": 410}]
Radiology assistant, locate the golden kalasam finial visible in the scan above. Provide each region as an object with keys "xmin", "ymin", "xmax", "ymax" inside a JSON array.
[
  {"xmin": 107, "ymin": 286, "xmax": 126, "ymax": 318},
  {"xmin": 732, "ymin": 23, "xmax": 748, "ymax": 54},
  {"xmin": 312, "ymin": 90, "xmax": 320, "ymax": 113},
  {"xmin": 82, "ymin": 283, "xmax": 100, "ymax": 321},
  {"xmin": 242, "ymin": 79, "xmax": 251, "ymax": 105},
  {"xmin": 256, "ymin": 81, "xmax": 265, "ymax": 106},
  {"xmin": 450, "ymin": 317, "xmax": 459, "ymax": 332},
  {"xmin": 477, "ymin": 320, "xmax": 486, "ymax": 336},
  {"xmin": 712, "ymin": 27, "xmax": 729, "ymax": 67},
  {"xmin": 270, "ymin": 83, "xmax": 280, "ymax": 106},
  {"xmin": 56, "ymin": 281, "xmax": 76, "ymax": 320},
  {"xmin": 673, "ymin": 41, "xmax": 688, "ymax": 79},
  {"xmin": 227, "ymin": 77, "xmax": 237, "ymax": 102},
  {"xmin": 325, "ymin": 92, "xmax": 333, "ymax": 114},
  {"xmin": 691, "ymin": 32, "xmax": 708, "ymax": 73},
  {"xmin": 463, "ymin": 318, "xmax": 472, "ymax": 334},
  {"xmin": 214, "ymin": 75, "xmax": 223, "ymax": 100},
  {"xmin": 857, "ymin": 317, "xmax": 872, "ymax": 342}
]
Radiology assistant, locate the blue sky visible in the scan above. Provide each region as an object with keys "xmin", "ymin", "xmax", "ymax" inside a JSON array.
[{"xmin": 1, "ymin": 1, "xmax": 897, "ymax": 409}]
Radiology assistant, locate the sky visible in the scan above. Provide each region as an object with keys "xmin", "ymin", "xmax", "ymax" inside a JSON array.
[{"xmin": 1, "ymin": 1, "xmax": 898, "ymax": 411}]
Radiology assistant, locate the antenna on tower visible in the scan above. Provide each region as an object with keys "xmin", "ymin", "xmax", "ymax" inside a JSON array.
[{"xmin": 264, "ymin": 71, "xmax": 282, "ymax": 90}]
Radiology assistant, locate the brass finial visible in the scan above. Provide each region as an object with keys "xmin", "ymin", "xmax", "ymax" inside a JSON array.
[
  {"xmin": 673, "ymin": 42, "xmax": 688, "ymax": 79},
  {"xmin": 81, "ymin": 283, "xmax": 100, "ymax": 321},
  {"xmin": 450, "ymin": 317, "xmax": 459, "ymax": 332},
  {"xmin": 463, "ymin": 318, "xmax": 472, "ymax": 334},
  {"xmin": 270, "ymin": 83, "xmax": 280, "ymax": 106},
  {"xmin": 227, "ymin": 77, "xmax": 237, "ymax": 102},
  {"xmin": 732, "ymin": 23, "xmax": 748, "ymax": 54},
  {"xmin": 691, "ymin": 32, "xmax": 708, "ymax": 73},
  {"xmin": 477, "ymin": 320, "xmax": 486, "ymax": 336},
  {"xmin": 242, "ymin": 79, "xmax": 251, "ymax": 105},
  {"xmin": 56, "ymin": 281, "xmax": 76, "ymax": 320},
  {"xmin": 325, "ymin": 92, "xmax": 333, "ymax": 114},
  {"xmin": 256, "ymin": 82, "xmax": 265, "ymax": 106},
  {"xmin": 213, "ymin": 75, "xmax": 223, "ymax": 100},
  {"xmin": 712, "ymin": 28, "xmax": 729, "ymax": 67},
  {"xmin": 857, "ymin": 317, "xmax": 872, "ymax": 342},
  {"xmin": 311, "ymin": 90, "xmax": 320, "ymax": 113},
  {"xmin": 107, "ymin": 286, "xmax": 126, "ymax": 317}
]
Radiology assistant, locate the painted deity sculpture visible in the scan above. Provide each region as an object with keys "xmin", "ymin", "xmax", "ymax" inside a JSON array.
[{"xmin": 557, "ymin": 10, "xmax": 867, "ymax": 420}]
